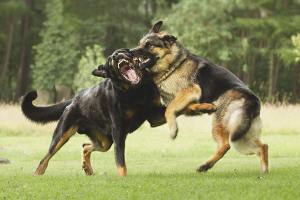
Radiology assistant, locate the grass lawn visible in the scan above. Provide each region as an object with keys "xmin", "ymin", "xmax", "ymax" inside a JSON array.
[{"xmin": 0, "ymin": 104, "xmax": 300, "ymax": 199}]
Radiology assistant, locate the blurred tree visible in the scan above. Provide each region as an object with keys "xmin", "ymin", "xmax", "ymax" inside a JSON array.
[
  {"xmin": 236, "ymin": 0, "xmax": 300, "ymax": 100},
  {"xmin": 0, "ymin": 0, "xmax": 27, "ymax": 99},
  {"xmin": 14, "ymin": 0, "xmax": 34, "ymax": 102},
  {"xmin": 155, "ymin": 0, "xmax": 300, "ymax": 103},
  {"xmin": 291, "ymin": 33, "xmax": 300, "ymax": 103},
  {"xmin": 73, "ymin": 44, "xmax": 106, "ymax": 92},
  {"xmin": 0, "ymin": 0, "xmax": 299, "ymax": 103},
  {"xmin": 31, "ymin": 0, "xmax": 80, "ymax": 91}
]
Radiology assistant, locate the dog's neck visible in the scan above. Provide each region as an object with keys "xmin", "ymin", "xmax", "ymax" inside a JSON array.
[{"xmin": 150, "ymin": 42, "xmax": 189, "ymax": 84}]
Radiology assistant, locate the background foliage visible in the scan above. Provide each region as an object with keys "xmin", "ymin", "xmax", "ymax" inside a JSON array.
[
  {"xmin": 73, "ymin": 44, "xmax": 105, "ymax": 92},
  {"xmin": 0, "ymin": 0, "xmax": 299, "ymax": 103}
]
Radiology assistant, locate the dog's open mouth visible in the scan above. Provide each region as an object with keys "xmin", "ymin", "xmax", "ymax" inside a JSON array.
[
  {"xmin": 134, "ymin": 56, "xmax": 150, "ymax": 66},
  {"xmin": 118, "ymin": 58, "xmax": 140, "ymax": 84}
]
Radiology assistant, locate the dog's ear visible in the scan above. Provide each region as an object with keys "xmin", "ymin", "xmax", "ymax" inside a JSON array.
[
  {"xmin": 149, "ymin": 21, "xmax": 163, "ymax": 33},
  {"xmin": 92, "ymin": 64, "xmax": 107, "ymax": 78},
  {"xmin": 162, "ymin": 34, "xmax": 178, "ymax": 42},
  {"xmin": 162, "ymin": 34, "xmax": 178, "ymax": 46}
]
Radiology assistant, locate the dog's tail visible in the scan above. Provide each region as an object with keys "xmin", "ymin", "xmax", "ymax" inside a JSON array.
[
  {"xmin": 229, "ymin": 95, "xmax": 261, "ymax": 142},
  {"xmin": 21, "ymin": 91, "xmax": 73, "ymax": 124}
]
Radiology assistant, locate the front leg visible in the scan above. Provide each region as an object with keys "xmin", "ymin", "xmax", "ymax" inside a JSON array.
[
  {"xmin": 113, "ymin": 130, "xmax": 128, "ymax": 177},
  {"xmin": 148, "ymin": 103, "xmax": 217, "ymax": 128},
  {"xmin": 166, "ymin": 85, "xmax": 202, "ymax": 139}
]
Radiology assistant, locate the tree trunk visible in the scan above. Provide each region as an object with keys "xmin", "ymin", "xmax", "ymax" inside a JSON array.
[
  {"xmin": 15, "ymin": 0, "xmax": 33, "ymax": 102},
  {"xmin": 104, "ymin": 26, "xmax": 115, "ymax": 57},
  {"xmin": 272, "ymin": 57, "xmax": 281, "ymax": 95},
  {"xmin": 268, "ymin": 52, "xmax": 274, "ymax": 99},
  {"xmin": 237, "ymin": 63, "xmax": 242, "ymax": 80},
  {"xmin": 291, "ymin": 63, "xmax": 299, "ymax": 103},
  {"xmin": 0, "ymin": 15, "xmax": 16, "ymax": 94},
  {"xmin": 250, "ymin": 53, "xmax": 257, "ymax": 86}
]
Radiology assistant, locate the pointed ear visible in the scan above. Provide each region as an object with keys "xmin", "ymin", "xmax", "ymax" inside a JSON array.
[
  {"xmin": 162, "ymin": 34, "xmax": 178, "ymax": 42},
  {"xmin": 92, "ymin": 64, "xmax": 107, "ymax": 78},
  {"xmin": 149, "ymin": 21, "xmax": 163, "ymax": 33},
  {"xmin": 162, "ymin": 34, "xmax": 178, "ymax": 46}
]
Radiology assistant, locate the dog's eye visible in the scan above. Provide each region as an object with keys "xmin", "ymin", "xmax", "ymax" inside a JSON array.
[{"xmin": 145, "ymin": 42, "xmax": 151, "ymax": 47}]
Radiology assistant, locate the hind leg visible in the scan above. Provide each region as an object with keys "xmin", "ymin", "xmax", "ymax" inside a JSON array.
[
  {"xmin": 82, "ymin": 130, "xmax": 113, "ymax": 175},
  {"xmin": 197, "ymin": 115, "xmax": 230, "ymax": 172},
  {"xmin": 230, "ymin": 116, "xmax": 269, "ymax": 173},
  {"xmin": 231, "ymin": 138, "xmax": 269, "ymax": 174},
  {"xmin": 34, "ymin": 109, "xmax": 79, "ymax": 175},
  {"xmin": 35, "ymin": 124, "xmax": 78, "ymax": 175},
  {"xmin": 255, "ymin": 140, "xmax": 269, "ymax": 173}
]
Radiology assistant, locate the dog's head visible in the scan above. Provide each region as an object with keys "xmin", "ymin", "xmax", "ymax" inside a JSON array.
[
  {"xmin": 92, "ymin": 49, "xmax": 142, "ymax": 89},
  {"xmin": 130, "ymin": 21, "xmax": 178, "ymax": 71}
]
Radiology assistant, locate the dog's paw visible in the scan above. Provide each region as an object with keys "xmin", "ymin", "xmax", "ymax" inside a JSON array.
[
  {"xmin": 200, "ymin": 104, "xmax": 217, "ymax": 114},
  {"xmin": 197, "ymin": 164, "xmax": 210, "ymax": 172},
  {"xmin": 170, "ymin": 128, "xmax": 178, "ymax": 139},
  {"xmin": 82, "ymin": 162, "xmax": 94, "ymax": 175}
]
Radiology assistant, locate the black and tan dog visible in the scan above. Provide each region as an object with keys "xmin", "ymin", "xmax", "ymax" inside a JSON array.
[
  {"xmin": 21, "ymin": 49, "xmax": 216, "ymax": 177},
  {"xmin": 130, "ymin": 21, "xmax": 269, "ymax": 173}
]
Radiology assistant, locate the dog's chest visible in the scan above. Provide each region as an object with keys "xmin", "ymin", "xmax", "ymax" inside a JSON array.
[{"xmin": 156, "ymin": 77, "xmax": 195, "ymax": 106}]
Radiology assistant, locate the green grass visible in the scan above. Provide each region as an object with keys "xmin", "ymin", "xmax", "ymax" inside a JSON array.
[{"xmin": 1, "ymin": 105, "xmax": 300, "ymax": 199}]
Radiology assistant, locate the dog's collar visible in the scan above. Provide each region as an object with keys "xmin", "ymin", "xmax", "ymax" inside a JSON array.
[
  {"xmin": 154, "ymin": 57, "xmax": 186, "ymax": 84},
  {"xmin": 154, "ymin": 65, "xmax": 179, "ymax": 84}
]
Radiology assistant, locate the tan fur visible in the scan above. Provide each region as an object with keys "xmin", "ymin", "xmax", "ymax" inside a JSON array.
[
  {"xmin": 117, "ymin": 163, "xmax": 127, "ymax": 177},
  {"xmin": 125, "ymin": 109, "xmax": 135, "ymax": 119},
  {"xmin": 182, "ymin": 103, "xmax": 217, "ymax": 114},
  {"xmin": 34, "ymin": 125, "xmax": 79, "ymax": 175},
  {"xmin": 82, "ymin": 129, "xmax": 113, "ymax": 176},
  {"xmin": 198, "ymin": 115, "xmax": 230, "ymax": 171},
  {"xmin": 133, "ymin": 22, "xmax": 268, "ymax": 173},
  {"xmin": 165, "ymin": 86, "xmax": 202, "ymax": 139},
  {"xmin": 211, "ymin": 89, "xmax": 269, "ymax": 173},
  {"xmin": 82, "ymin": 142, "xmax": 94, "ymax": 175},
  {"xmin": 255, "ymin": 140, "xmax": 269, "ymax": 173},
  {"xmin": 147, "ymin": 44, "xmax": 204, "ymax": 138}
]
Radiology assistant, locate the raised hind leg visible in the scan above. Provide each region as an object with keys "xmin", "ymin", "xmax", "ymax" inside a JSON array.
[
  {"xmin": 82, "ymin": 129, "xmax": 113, "ymax": 175},
  {"xmin": 197, "ymin": 115, "xmax": 230, "ymax": 172}
]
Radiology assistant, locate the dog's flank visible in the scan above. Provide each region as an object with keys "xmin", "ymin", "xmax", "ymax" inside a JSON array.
[
  {"xmin": 21, "ymin": 91, "xmax": 72, "ymax": 124},
  {"xmin": 130, "ymin": 21, "xmax": 268, "ymax": 173}
]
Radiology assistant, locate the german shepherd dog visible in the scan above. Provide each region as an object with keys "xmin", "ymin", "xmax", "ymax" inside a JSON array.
[
  {"xmin": 21, "ymin": 49, "xmax": 216, "ymax": 177},
  {"xmin": 130, "ymin": 21, "xmax": 269, "ymax": 173}
]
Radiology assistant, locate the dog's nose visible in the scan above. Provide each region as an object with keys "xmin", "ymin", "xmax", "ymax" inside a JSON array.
[
  {"xmin": 112, "ymin": 52, "xmax": 119, "ymax": 59},
  {"xmin": 129, "ymin": 49, "xmax": 137, "ymax": 55}
]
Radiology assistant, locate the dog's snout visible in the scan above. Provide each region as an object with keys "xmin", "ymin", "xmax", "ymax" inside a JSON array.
[
  {"xmin": 112, "ymin": 52, "xmax": 119, "ymax": 59},
  {"xmin": 130, "ymin": 48, "xmax": 142, "ymax": 56},
  {"xmin": 130, "ymin": 48, "xmax": 138, "ymax": 55}
]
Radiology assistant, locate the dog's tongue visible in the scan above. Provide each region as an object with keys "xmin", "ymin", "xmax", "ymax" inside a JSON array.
[
  {"xmin": 122, "ymin": 68, "xmax": 138, "ymax": 83},
  {"xmin": 127, "ymin": 70, "xmax": 138, "ymax": 82}
]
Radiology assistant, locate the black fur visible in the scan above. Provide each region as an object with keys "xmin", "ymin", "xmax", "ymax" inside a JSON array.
[
  {"xmin": 193, "ymin": 56, "xmax": 260, "ymax": 141},
  {"xmin": 23, "ymin": 49, "xmax": 167, "ymax": 176},
  {"xmin": 21, "ymin": 91, "xmax": 72, "ymax": 124}
]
